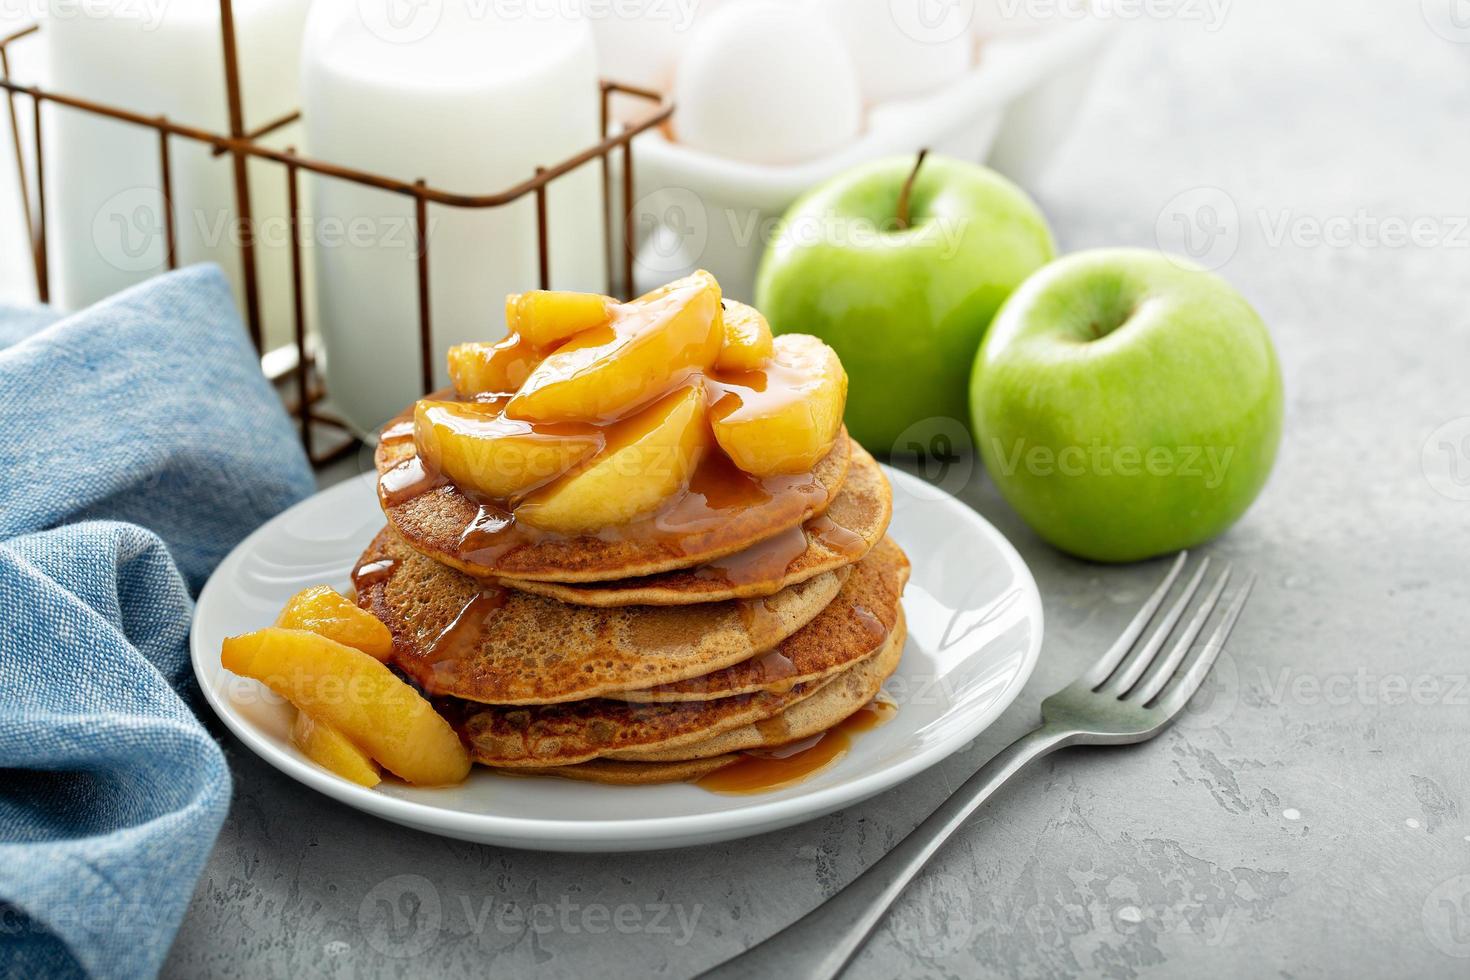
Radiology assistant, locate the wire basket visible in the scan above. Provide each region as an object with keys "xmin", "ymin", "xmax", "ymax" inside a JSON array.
[{"xmin": 0, "ymin": 3, "xmax": 672, "ymax": 466}]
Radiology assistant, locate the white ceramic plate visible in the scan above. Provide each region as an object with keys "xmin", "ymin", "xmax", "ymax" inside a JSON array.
[{"xmin": 191, "ymin": 466, "xmax": 1042, "ymax": 852}]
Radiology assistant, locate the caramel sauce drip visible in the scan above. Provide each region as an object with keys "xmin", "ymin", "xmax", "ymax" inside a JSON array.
[
  {"xmin": 706, "ymin": 360, "xmax": 811, "ymax": 428},
  {"xmin": 404, "ymin": 435, "xmax": 830, "ymax": 570},
  {"xmin": 696, "ymin": 697, "xmax": 899, "ymax": 795},
  {"xmin": 807, "ymin": 514, "xmax": 868, "ymax": 560},
  {"xmin": 424, "ymin": 588, "xmax": 507, "ymax": 677},
  {"xmin": 849, "ymin": 605, "xmax": 889, "ymax": 648},
  {"xmin": 380, "ymin": 456, "xmax": 445, "ymax": 508},
  {"xmin": 378, "ymin": 419, "xmax": 415, "ymax": 444},
  {"xmin": 375, "ymin": 296, "xmax": 838, "ymax": 565},
  {"xmin": 351, "ymin": 557, "xmax": 398, "ymax": 591},
  {"xmin": 696, "ymin": 523, "xmax": 809, "ymax": 587},
  {"xmin": 734, "ymin": 596, "xmax": 784, "ymax": 638},
  {"xmin": 458, "ymin": 503, "xmax": 517, "ymax": 564},
  {"xmin": 748, "ymin": 649, "xmax": 799, "ymax": 692}
]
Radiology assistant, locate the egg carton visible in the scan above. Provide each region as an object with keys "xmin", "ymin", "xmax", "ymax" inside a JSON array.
[{"xmin": 626, "ymin": 13, "xmax": 1117, "ymax": 301}]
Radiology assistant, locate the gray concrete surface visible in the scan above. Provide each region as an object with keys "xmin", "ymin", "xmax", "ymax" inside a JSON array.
[{"xmin": 165, "ymin": 2, "xmax": 1470, "ymax": 976}]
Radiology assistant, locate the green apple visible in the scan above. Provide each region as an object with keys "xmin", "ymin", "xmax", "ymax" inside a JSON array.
[
  {"xmin": 755, "ymin": 154, "xmax": 1055, "ymax": 452},
  {"xmin": 970, "ymin": 248, "xmax": 1284, "ymax": 563}
]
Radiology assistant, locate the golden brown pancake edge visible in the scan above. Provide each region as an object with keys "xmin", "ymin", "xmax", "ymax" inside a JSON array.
[
  {"xmin": 608, "ymin": 538, "xmax": 909, "ymax": 702},
  {"xmin": 496, "ymin": 443, "xmax": 894, "ymax": 607},
  {"xmin": 355, "ymin": 526, "xmax": 848, "ymax": 705},
  {"xmin": 375, "ymin": 430, "xmax": 852, "ymax": 584}
]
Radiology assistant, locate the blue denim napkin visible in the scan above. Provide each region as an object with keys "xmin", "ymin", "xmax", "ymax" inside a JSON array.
[{"xmin": 0, "ymin": 266, "xmax": 315, "ymax": 979}]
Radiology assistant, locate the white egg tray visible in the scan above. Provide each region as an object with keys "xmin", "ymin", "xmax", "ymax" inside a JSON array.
[{"xmin": 626, "ymin": 14, "xmax": 1116, "ymax": 301}]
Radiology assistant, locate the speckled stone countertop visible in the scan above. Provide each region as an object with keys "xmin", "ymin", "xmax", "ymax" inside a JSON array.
[{"xmin": 165, "ymin": 3, "xmax": 1470, "ymax": 976}]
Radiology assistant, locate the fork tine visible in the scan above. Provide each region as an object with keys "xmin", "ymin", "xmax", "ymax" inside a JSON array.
[
  {"xmin": 1098, "ymin": 557, "xmax": 1209, "ymax": 695},
  {"xmin": 1153, "ymin": 574, "xmax": 1256, "ymax": 717},
  {"xmin": 1081, "ymin": 552, "xmax": 1188, "ymax": 688},
  {"xmin": 1130, "ymin": 566, "xmax": 1232, "ymax": 704}
]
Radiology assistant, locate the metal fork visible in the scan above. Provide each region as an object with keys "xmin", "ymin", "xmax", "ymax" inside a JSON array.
[{"xmin": 699, "ymin": 552, "xmax": 1254, "ymax": 980}]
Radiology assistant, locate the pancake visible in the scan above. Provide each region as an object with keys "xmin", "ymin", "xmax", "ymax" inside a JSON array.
[
  {"xmin": 609, "ymin": 538, "xmax": 909, "ymax": 702},
  {"xmin": 375, "ymin": 427, "xmax": 851, "ymax": 583},
  {"xmin": 355, "ymin": 526, "xmax": 847, "ymax": 705},
  {"xmin": 609, "ymin": 611, "xmax": 905, "ymax": 763},
  {"xmin": 449, "ymin": 539, "xmax": 909, "ymax": 768},
  {"xmin": 496, "ymin": 755, "xmax": 740, "ymax": 786},
  {"xmin": 499, "ymin": 444, "xmax": 893, "ymax": 607},
  {"xmin": 493, "ymin": 617, "xmax": 906, "ymax": 783},
  {"xmin": 453, "ymin": 673, "xmax": 833, "ymax": 769}
]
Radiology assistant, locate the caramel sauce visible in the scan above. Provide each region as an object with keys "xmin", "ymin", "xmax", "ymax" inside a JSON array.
[
  {"xmin": 807, "ymin": 514, "xmax": 869, "ymax": 560},
  {"xmin": 351, "ymin": 557, "xmax": 398, "ymax": 591},
  {"xmin": 380, "ymin": 456, "xmax": 444, "ymax": 508},
  {"xmin": 378, "ymin": 419, "xmax": 415, "ymax": 444},
  {"xmin": 696, "ymin": 523, "xmax": 808, "ymax": 587},
  {"xmin": 458, "ymin": 503, "xmax": 515, "ymax": 557},
  {"xmin": 696, "ymin": 696, "xmax": 899, "ymax": 795},
  {"xmin": 734, "ymin": 595, "xmax": 783, "ymax": 639},
  {"xmin": 483, "ymin": 334, "xmax": 543, "ymax": 394},
  {"xmin": 385, "ymin": 437, "xmax": 831, "ymax": 572},
  {"xmin": 748, "ymin": 649, "xmax": 799, "ymax": 690},
  {"xmin": 424, "ymin": 587, "xmax": 507, "ymax": 677},
  {"xmin": 706, "ymin": 359, "xmax": 813, "ymax": 427},
  {"xmin": 850, "ymin": 605, "xmax": 889, "ymax": 648},
  {"xmin": 376, "ymin": 284, "xmax": 838, "ymax": 571}
]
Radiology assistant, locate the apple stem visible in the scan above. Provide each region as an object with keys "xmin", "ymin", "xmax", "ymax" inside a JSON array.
[{"xmin": 895, "ymin": 148, "xmax": 929, "ymax": 231}]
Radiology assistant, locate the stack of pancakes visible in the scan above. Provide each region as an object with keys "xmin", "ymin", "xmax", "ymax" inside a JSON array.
[{"xmin": 356, "ymin": 427, "xmax": 908, "ymax": 786}]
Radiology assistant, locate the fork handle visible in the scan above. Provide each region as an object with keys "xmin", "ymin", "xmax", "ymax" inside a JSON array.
[{"xmin": 699, "ymin": 725, "xmax": 1076, "ymax": 980}]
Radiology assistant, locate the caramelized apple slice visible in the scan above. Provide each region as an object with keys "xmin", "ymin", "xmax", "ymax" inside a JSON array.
[
  {"xmin": 516, "ymin": 384, "xmax": 710, "ymax": 533},
  {"xmin": 291, "ymin": 709, "xmax": 381, "ymax": 788},
  {"xmin": 448, "ymin": 337, "xmax": 543, "ymax": 398},
  {"xmin": 414, "ymin": 400, "xmax": 602, "ymax": 499},
  {"xmin": 512, "ymin": 291, "xmax": 615, "ymax": 349},
  {"xmin": 715, "ymin": 300, "xmax": 774, "ymax": 372},
  {"xmin": 506, "ymin": 270, "xmax": 724, "ymax": 423},
  {"xmin": 222, "ymin": 628, "xmax": 471, "ymax": 786},
  {"xmin": 711, "ymin": 334, "xmax": 847, "ymax": 476},
  {"xmin": 275, "ymin": 585, "xmax": 393, "ymax": 662}
]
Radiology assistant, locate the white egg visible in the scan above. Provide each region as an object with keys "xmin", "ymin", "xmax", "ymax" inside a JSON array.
[
  {"xmin": 673, "ymin": 2, "xmax": 863, "ymax": 165},
  {"xmin": 815, "ymin": 0, "xmax": 973, "ymax": 103}
]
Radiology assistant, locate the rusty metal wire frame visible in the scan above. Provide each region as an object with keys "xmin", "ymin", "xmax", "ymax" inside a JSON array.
[{"xmin": 0, "ymin": 12, "xmax": 672, "ymax": 466}]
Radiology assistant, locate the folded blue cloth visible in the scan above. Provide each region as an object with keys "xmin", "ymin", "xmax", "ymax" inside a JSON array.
[{"xmin": 0, "ymin": 266, "xmax": 315, "ymax": 979}]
